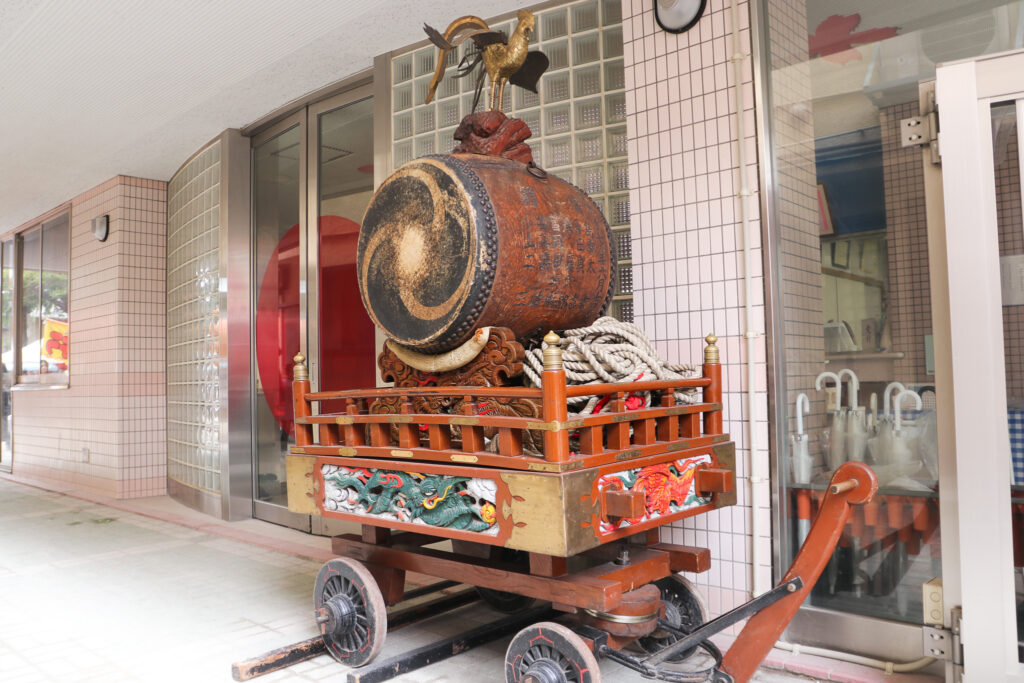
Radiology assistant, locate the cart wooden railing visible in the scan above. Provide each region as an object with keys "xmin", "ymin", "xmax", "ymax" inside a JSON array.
[{"xmin": 291, "ymin": 333, "xmax": 725, "ymax": 473}]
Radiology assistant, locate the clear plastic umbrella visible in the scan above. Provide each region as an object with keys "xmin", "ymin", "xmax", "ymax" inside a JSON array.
[
  {"xmin": 840, "ymin": 369, "xmax": 868, "ymax": 462},
  {"xmin": 790, "ymin": 393, "xmax": 812, "ymax": 484},
  {"xmin": 868, "ymin": 382, "xmax": 906, "ymax": 467},
  {"xmin": 790, "ymin": 393, "xmax": 813, "ymax": 550},
  {"xmin": 891, "ymin": 389, "xmax": 924, "ymax": 468},
  {"xmin": 816, "ymin": 371, "xmax": 844, "ymax": 470}
]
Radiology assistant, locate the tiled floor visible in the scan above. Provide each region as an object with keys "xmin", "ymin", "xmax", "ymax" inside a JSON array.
[{"xmin": 0, "ymin": 476, "xmax": 942, "ymax": 682}]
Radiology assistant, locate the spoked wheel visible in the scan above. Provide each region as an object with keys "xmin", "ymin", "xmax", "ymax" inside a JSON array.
[
  {"xmin": 635, "ymin": 575, "xmax": 708, "ymax": 662},
  {"xmin": 505, "ymin": 621, "xmax": 602, "ymax": 683},
  {"xmin": 477, "ymin": 586, "xmax": 538, "ymax": 613},
  {"xmin": 314, "ymin": 558, "xmax": 387, "ymax": 667}
]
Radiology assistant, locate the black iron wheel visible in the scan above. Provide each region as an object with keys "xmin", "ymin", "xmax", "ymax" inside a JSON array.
[
  {"xmin": 477, "ymin": 586, "xmax": 539, "ymax": 613},
  {"xmin": 505, "ymin": 621, "xmax": 602, "ymax": 683},
  {"xmin": 314, "ymin": 558, "xmax": 387, "ymax": 667},
  {"xmin": 635, "ymin": 575, "xmax": 708, "ymax": 662}
]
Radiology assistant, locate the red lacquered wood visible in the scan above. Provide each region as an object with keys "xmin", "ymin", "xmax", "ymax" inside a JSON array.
[
  {"xmin": 293, "ymin": 377, "xmax": 312, "ymax": 447},
  {"xmin": 720, "ymin": 463, "xmax": 877, "ymax": 683},
  {"xmin": 703, "ymin": 361, "xmax": 722, "ymax": 435},
  {"xmin": 541, "ymin": 367, "xmax": 570, "ymax": 463}
]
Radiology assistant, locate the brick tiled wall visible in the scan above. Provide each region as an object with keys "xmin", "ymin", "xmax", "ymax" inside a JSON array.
[
  {"xmin": 622, "ymin": 0, "xmax": 770, "ymax": 618},
  {"xmin": 13, "ymin": 176, "xmax": 167, "ymax": 499}
]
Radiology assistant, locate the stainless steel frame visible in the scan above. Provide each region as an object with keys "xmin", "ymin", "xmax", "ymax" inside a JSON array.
[
  {"xmin": 249, "ymin": 110, "xmax": 310, "ymax": 531},
  {"xmin": 220, "ymin": 130, "xmax": 254, "ymax": 521}
]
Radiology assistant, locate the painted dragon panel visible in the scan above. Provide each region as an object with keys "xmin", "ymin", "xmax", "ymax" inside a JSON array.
[
  {"xmin": 321, "ymin": 464, "xmax": 499, "ymax": 535},
  {"xmin": 597, "ymin": 454, "xmax": 712, "ymax": 535}
]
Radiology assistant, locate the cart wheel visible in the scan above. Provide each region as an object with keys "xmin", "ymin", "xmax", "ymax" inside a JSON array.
[
  {"xmin": 477, "ymin": 587, "xmax": 539, "ymax": 613},
  {"xmin": 635, "ymin": 575, "xmax": 708, "ymax": 662},
  {"xmin": 505, "ymin": 621, "xmax": 601, "ymax": 683},
  {"xmin": 314, "ymin": 558, "xmax": 387, "ymax": 667}
]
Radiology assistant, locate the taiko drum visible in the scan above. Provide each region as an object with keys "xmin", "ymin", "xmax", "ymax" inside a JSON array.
[{"xmin": 357, "ymin": 154, "xmax": 615, "ymax": 352}]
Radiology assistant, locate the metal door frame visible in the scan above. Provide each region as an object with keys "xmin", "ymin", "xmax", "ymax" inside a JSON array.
[
  {"xmin": 249, "ymin": 85, "xmax": 379, "ymax": 534},
  {"xmin": 250, "ymin": 109, "xmax": 311, "ymax": 531},
  {"xmin": 930, "ymin": 48, "xmax": 1024, "ymax": 681},
  {"xmin": 305, "ymin": 85, "xmax": 375, "ymax": 537}
]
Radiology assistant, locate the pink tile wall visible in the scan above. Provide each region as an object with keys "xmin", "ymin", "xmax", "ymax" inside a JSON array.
[
  {"xmin": 13, "ymin": 176, "xmax": 167, "ymax": 499},
  {"xmin": 621, "ymin": 0, "xmax": 771, "ymax": 617}
]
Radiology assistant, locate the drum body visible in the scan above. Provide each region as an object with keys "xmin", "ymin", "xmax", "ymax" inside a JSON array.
[{"xmin": 358, "ymin": 154, "xmax": 615, "ymax": 352}]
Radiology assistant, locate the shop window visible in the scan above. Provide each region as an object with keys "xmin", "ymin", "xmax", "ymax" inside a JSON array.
[
  {"xmin": 15, "ymin": 213, "xmax": 70, "ymax": 386},
  {"xmin": 388, "ymin": 0, "xmax": 633, "ymax": 321},
  {"xmin": 763, "ymin": 0, "xmax": 1024, "ymax": 648}
]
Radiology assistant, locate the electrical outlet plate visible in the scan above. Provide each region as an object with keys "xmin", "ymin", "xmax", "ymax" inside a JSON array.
[{"xmin": 922, "ymin": 577, "xmax": 943, "ymax": 626}]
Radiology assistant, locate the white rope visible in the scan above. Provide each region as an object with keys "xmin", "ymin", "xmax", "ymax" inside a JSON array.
[{"xmin": 523, "ymin": 317, "xmax": 701, "ymax": 415}]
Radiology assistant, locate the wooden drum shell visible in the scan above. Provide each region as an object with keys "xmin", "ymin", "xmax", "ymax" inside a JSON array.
[{"xmin": 357, "ymin": 154, "xmax": 615, "ymax": 352}]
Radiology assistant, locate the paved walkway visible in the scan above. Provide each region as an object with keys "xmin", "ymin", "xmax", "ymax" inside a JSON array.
[{"xmin": 0, "ymin": 477, "xmax": 941, "ymax": 682}]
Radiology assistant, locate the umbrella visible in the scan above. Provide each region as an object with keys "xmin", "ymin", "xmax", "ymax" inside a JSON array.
[
  {"xmin": 790, "ymin": 393, "xmax": 812, "ymax": 484},
  {"xmin": 840, "ymin": 369, "xmax": 867, "ymax": 463},
  {"xmin": 791, "ymin": 393, "xmax": 813, "ymax": 549},
  {"xmin": 815, "ymin": 371, "xmax": 845, "ymax": 471},
  {"xmin": 891, "ymin": 389, "xmax": 924, "ymax": 468}
]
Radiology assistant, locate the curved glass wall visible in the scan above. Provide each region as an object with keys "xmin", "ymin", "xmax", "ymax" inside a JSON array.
[{"xmin": 167, "ymin": 142, "xmax": 223, "ymax": 502}]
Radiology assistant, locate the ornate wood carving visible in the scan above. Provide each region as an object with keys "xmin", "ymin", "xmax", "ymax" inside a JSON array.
[{"xmin": 378, "ymin": 327, "xmax": 525, "ymax": 390}]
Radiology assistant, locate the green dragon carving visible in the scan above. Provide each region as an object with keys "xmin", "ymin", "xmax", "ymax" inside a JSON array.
[{"xmin": 324, "ymin": 467, "xmax": 495, "ymax": 532}]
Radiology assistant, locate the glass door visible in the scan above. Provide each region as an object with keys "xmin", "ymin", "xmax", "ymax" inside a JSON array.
[
  {"xmin": 306, "ymin": 89, "xmax": 377, "ymax": 536},
  {"xmin": 250, "ymin": 88, "xmax": 377, "ymax": 531},
  {"xmin": 252, "ymin": 113, "xmax": 307, "ymax": 529}
]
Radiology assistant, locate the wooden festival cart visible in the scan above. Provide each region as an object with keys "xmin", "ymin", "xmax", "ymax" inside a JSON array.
[{"xmin": 284, "ymin": 334, "xmax": 878, "ymax": 683}]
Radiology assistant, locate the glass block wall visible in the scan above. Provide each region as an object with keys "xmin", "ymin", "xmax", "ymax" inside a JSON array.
[
  {"xmin": 166, "ymin": 142, "xmax": 222, "ymax": 495},
  {"xmin": 390, "ymin": 0, "xmax": 633, "ymax": 321}
]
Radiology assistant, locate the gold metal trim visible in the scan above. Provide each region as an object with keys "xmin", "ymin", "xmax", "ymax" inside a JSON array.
[
  {"xmin": 666, "ymin": 441, "xmax": 694, "ymax": 452},
  {"xmin": 450, "ymin": 454, "xmax": 479, "ymax": 463},
  {"xmin": 338, "ymin": 447, "xmax": 357, "ymax": 457},
  {"xmin": 611, "ymin": 414, "xmax": 634, "ymax": 423},
  {"xmin": 293, "ymin": 353, "xmax": 309, "ymax": 381},
  {"xmin": 291, "ymin": 447, "xmax": 305, "ymax": 454},
  {"xmin": 390, "ymin": 449, "xmax": 414, "ymax": 458},
  {"xmin": 450, "ymin": 417, "xmax": 481, "ymax": 426},
  {"xmin": 386, "ymin": 415, "xmax": 414, "ymax": 423},
  {"xmin": 542, "ymin": 331, "xmax": 563, "ymax": 371},
  {"xmin": 526, "ymin": 459, "xmax": 583, "ymax": 472},
  {"xmin": 614, "ymin": 449, "xmax": 642, "ymax": 461},
  {"xmin": 704, "ymin": 333, "xmax": 719, "ymax": 364},
  {"xmin": 335, "ymin": 416, "xmax": 355, "ymax": 425},
  {"xmin": 665, "ymin": 406, "xmax": 690, "ymax": 416},
  {"xmin": 525, "ymin": 419, "xmax": 585, "ymax": 432}
]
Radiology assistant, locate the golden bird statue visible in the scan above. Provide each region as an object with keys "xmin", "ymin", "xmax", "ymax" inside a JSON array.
[{"xmin": 423, "ymin": 10, "xmax": 549, "ymax": 112}]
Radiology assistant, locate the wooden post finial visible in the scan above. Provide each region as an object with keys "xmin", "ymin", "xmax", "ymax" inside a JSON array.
[
  {"xmin": 704, "ymin": 333, "xmax": 719, "ymax": 364},
  {"xmin": 293, "ymin": 352, "xmax": 309, "ymax": 381},
  {"xmin": 543, "ymin": 331, "xmax": 563, "ymax": 372}
]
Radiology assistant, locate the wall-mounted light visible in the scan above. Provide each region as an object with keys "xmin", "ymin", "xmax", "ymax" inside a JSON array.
[
  {"xmin": 92, "ymin": 214, "xmax": 109, "ymax": 242},
  {"xmin": 655, "ymin": 0, "xmax": 707, "ymax": 34}
]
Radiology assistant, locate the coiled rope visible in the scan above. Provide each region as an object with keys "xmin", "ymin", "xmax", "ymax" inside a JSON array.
[{"xmin": 523, "ymin": 317, "xmax": 700, "ymax": 416}]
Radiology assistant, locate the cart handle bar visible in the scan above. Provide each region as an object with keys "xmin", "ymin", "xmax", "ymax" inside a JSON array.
[{"xmin": 642, "ymin": 578, "xmax": 803, "ymax": 666}]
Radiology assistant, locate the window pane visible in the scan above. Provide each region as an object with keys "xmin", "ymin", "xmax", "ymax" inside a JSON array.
[
  {"xmin": 0, "ymin": 240, "xmax": 12, "ymax": 468},
  {"xmin": 40, "ymin": 214, "xmax": 69, "ymax": 384},
  {"xmin": 19, "ymin": 228, "xmax": 41, "ymax": 382},
  {"xmin": 317, "ymin": 97, "xmax": 376, "ymax": 412}
]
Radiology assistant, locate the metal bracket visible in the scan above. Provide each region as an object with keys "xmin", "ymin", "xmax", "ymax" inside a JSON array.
[
  {"xmin": 922, "ymin": 606, "xmax": 963, "ymax": 666},
  {"xmin": 901, "ymin": 91, "xmax": 940, "ymax": 164}
]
